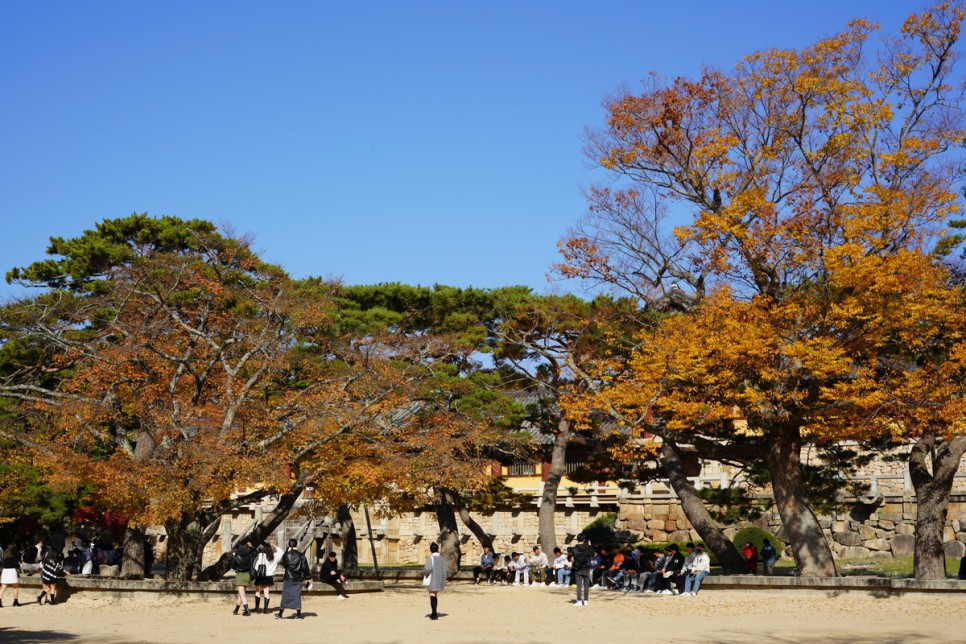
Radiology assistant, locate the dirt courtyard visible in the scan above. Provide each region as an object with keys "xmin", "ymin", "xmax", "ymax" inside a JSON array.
[{"xmin": 0, "ymin": 582, "xmax": 962, "ymax": 643}]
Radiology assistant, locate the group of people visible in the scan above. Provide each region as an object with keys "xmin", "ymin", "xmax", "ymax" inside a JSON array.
[
  {"xmin": 229, "ymin": 539, "xmax": 350, "ymax": 620},
  {"xmin": 471, "ymin": 536, "xmax": 716, "ymax": 603},
  {"xmin": 0, "ymin": 537, "xmax": 81, "ymax": 607}
]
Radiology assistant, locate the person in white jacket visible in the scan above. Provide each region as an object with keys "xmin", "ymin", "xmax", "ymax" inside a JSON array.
[
  {"xmin": 252, "ymin": 541, "xmax": 280, "ymax": 613},
  {"xmin": 510, "ymin": 552, "xmax": 531, "ymax": 586},
  {"xmin": 551, "ymin": 547, "xmax": 571, "ymax": 586},
  {"xmin": 681, "ymin": 544, "xmax": 712, "ymax": 596}
]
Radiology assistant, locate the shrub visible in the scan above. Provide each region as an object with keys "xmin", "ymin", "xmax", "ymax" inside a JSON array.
[
  {"xmin": 733, "ymin": 526, "xmax": 780, "ymax": 556},
  {"xmin": 582, "ymin": 512, "xmax": 618, "ymax": 550}
]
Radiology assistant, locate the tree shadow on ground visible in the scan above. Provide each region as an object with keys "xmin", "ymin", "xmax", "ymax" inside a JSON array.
[
  {"xmin": 0, "ymin": 627, "xmax": 78, "ymax": 643},
  {"xmin": 705, "ymin": 631, "xmax": 939, "ymax": 644}
]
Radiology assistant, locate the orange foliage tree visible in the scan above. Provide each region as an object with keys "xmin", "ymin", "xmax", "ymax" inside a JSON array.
[
  {"xmin": 559, "ymin": 3, "xmax": 964, "ymax": 576},
  {"xmin": 0, "ymin": 216, "xmax": 407, "ymax": 579}
]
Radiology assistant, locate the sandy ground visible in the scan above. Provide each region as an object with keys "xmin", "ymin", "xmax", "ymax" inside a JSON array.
[{"xmin": 0, "ymin": 582, "xmax": 963, "ymax": 644}]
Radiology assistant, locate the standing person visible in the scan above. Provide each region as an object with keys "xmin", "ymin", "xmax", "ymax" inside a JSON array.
[
  {"xmin": 571, "ymin": 533, "xmax": 595, "ymax": 607},
  {"xmin": 232, "ymin": 541, "xmax": 253, "ymax": 616},
  {"xmin": 252, "ymin": 541, "xmax": 279, "ymax": 614},
  {"xmin": 472, "ymin": 545, "xmax": 495, "ymax": 585},
  {"xmin": 276, "ymin": 539, "xmax": 311, "ymax": 620},
  {"xmin": 1, "ymin": 544, "xmax": 22, "ymax": 607},
  {"xmin": 39, "ymin": 547, "xmax": 69, "ymax": 605},
  {"xmin": 760, "ymin": 539, "xmax": 777, "ymax": 576},
  {"xmin": 319, "ymin": 551, "xmax": 349, "ymax": 601},
  {"xmin": 742, "ymin": 542, "xmax": 759, "ymax": 575},
  {"xmin": 423, "ymin": 542, "xmax": 447, "ymax": 621}
]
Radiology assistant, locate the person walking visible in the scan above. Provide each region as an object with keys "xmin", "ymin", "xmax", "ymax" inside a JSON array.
[
  {"xmin": 741, "ymin": 542, "xmax": 759, "ymax": 575},
  {"xmin": 570, "ymin": 533, "xmax": 595, "ymax": 607},
  {"xmin": 231, "ymin": 541, "xmax": 253, "ymax": 616},
  {"xmin": 319, "ymin": 551, "xmax": 349, "ymax": 601},
  {"xmin": 39, "ymin": 547, "xmax": 69, "ymax": 605},
  {"xmin": 276, "ymin": 539, "xmax": 311, "ymax": 620},
  {"xmin": 423, "ymin": 542, "xmax": 447, "ymax": 621},
  {"xmin": 1, "ymin": 544, "xmax": 22, "ymax": 607},
  {"xmin": 252, "ymin": 541, "xmax": 279, "ymax": 614}
]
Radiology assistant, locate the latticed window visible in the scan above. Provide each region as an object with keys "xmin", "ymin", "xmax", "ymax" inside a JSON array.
[{"xmin": 509, "ymin": 462, "xmax": 536, "ymax": 476}]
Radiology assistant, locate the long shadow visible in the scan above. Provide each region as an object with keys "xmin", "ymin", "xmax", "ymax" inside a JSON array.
[
  {"xmin": 706, "ymin": 630, "xmax": 943, "ymax": 644},
  {"xmin": 0, "ymin": 627, "xmax": 78, "ymax": 643}
]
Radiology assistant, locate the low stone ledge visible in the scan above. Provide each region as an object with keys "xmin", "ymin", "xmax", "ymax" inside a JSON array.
[
  {"xmin": 16, "ymin": 575, "xmax": 383, "ymax": 602},
  {"xmin": 700, "ymin": 575, "xmax": 965, "ymax": 595}
]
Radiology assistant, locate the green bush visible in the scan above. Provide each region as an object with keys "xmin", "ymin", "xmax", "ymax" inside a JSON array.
[
  {"xmin": 733, "ymin": 526, "xmax": 780, "ymax": 557},
  {"xmin": 582, "ymin": 512, "xmax": 618, "ymax": 550}
]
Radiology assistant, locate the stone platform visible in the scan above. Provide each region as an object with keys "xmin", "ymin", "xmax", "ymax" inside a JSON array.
[{"xmin": 17, "ymin": 575, "xmax": 384, "ymax": 602}]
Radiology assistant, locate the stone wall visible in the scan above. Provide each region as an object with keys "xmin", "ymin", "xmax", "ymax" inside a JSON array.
[{"xmin": 614, "ymin": 495, "xmax": 966, "ymax": 561}]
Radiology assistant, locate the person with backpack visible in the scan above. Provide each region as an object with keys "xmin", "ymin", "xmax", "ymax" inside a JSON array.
[
  {"xmin": 232, "ymin": 541, "xmax": 253, "ymax": 616},
  {"xmin": 570, "ymin": 533, "xmax": 595, "ymax": 607},
  {"xmin": 276, "ymin": 539, "xmax": 311, "ymax": 620},
  {"xmin": 252, "ymin": 541, "xmax": 279, "ymax": 614}
]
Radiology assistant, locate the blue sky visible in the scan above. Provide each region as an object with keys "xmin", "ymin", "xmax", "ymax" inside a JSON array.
[{"xmin": 0, "ymin": 1, "xmax": 930, "ymax": 298}]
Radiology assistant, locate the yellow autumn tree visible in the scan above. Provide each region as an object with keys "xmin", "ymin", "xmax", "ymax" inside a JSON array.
[{"xmin": 559, "ymin": 3, "xmax": 965, "ymax": 576}]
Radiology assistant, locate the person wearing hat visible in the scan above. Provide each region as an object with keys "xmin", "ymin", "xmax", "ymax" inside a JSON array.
[{"xmin": 319, "ymin": 551, "xmax": 349, "ymax": 600}]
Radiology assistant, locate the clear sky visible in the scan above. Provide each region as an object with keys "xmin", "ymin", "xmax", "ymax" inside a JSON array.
[{"xmin": 0, "ymin": 1, "xmax": 932, "ymax": 298}]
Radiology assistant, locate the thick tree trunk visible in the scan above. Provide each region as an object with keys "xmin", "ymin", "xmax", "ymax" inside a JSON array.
[
  {"xmin": 196, "ymin": 490, "xmax": 302, "ymax": 581},
  {"xmin": 436, "ymin": 488, "xmax": 462, "ymax": 577},
  {"xmin": 910, "ymin": 433, "xmax": 966, "ymax": 581},
  {"xmin": 454, "ymin": 491, "xmax": 493, "ymax": 550},
  {"xmin": 538, "ymin": 417, "xmax": 570, "ymax": 554},
  {"xmin": 120, "ymin": 525, "xmax": 147, "ymax": 578},
  {"xmin": 661, "ymin": 440, "xmax": 746, "ymax": 574},
  {"xmin": 766, "ymin": 424, "xmax": 837, "ymax": 577},
  {"xmin": 164, "ymin": 515, "xmax": 207, "ymax": 580},
  {"xmin": 337, "ymin": 504, "xmax": 358, "ymax": 571}
]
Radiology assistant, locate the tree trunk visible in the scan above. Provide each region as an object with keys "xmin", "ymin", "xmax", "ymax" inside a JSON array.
[
  {"xmin": 661, "ymin": 440, "xmax": 746, "ymax": 574},
  {"xmin": 766, "ymin": 424, "xmax": 837, "ymax": 577},
  {"xmin": 164, "ymin": 515, "xmax": 207, "ymax": 581},
  {"xmin": 454, "ymin": 491, "xmax": 493, "ymax": 550},
  {"xmin": 120, "ymin": 525, "xmax": 147, "ymax": 579},
  {"xmin": 436, "ymin": 488, "xmax": 462, "ymax": 577},
  {"xmin": 910, "ymin": 432, "xmax": 966, "ymax": 580},
  {"xmin": 337, "ymin": 504, "xmax": 358, "ymax": 571},
  {"xmin": 538, "ymin": 417, "xmax": 570, "ymax": 554},
  {"xmin": 196, "ymin": 490, "xmax": 302, "ymax": 581}
]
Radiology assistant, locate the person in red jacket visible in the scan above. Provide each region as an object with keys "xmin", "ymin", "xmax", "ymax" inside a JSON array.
[{"xmin": 742, "ymin": 542, "xmax": 759, "ymax": 574}]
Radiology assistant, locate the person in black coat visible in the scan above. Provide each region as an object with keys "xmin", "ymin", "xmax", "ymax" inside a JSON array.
[
  {"xmin": 654, "ymin": 545, "xmax": 685, "ymax": 594},
  {"xmin": 571, "ymin": 533, "xmax": 595, "ymax": 607},
  {"xmin": 319, "ymin": 551, "xmax": 348, "ymax": 600},
  {"xmin": 276, "ymin": 540, "xmax": 311, "ymax": 620}
]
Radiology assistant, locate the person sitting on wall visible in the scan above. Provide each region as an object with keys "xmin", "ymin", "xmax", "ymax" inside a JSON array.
[
  {"xmin": 495, "ymin": 555, "xmax": 512, "ymax": 585},
  {"xmin": 551, "ymin": 547, "xmax": 571, "ymax": 587},
  {"xmin": 673, "ymin": 543, "xmax": 697, "ymax": 592},
  {"xmin": 473, "ymin": 545, "xmax": 496, "ymax": 585},
  {"xmin": 631, "ymin": 550, "xmax": 659, "ymax": 592},
  {"xmin": 590, "ymin": 547, "xmax": 609, "ymax": 588},
  {"xmin": 603, "ymin": 547, "xmax": 625, "ymax": 589},
  {"xmin": 654, "ymin": 545, "xmax": 685, "ymax": 595},
  {"xmin": 614, "ymin": 548, "xmax": 638, "ymax": 591},
  {"xmin": 510, "ymin": 552, "xmax": 531, "ymax": 586},
  {"xmin": 681, "ymin": 543, "xmax": 712, "ymax": 596},
  {"xmin": 319, "ymin": 550, "xmax": 349, "ymax": 601},
  {"xmin": 529, "ymin": 545, "xmax": 550, "ymax": 585}
]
